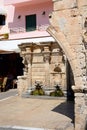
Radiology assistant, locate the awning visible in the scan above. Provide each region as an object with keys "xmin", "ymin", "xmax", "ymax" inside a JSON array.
[
  {"xmin": 0, "ymin": 36, "xmax": 55, "ymax": 54},
  {"xmin": 0, "ymin": 6, "xmax": 7, "ymax": 16},
  {"xmin": 0, "ymin": 50, "xmax": 15, "ymax": 54}
]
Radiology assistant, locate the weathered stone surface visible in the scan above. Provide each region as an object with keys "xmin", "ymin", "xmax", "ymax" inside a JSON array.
[
  {"xmin": 18, "ymin": 42, "xmax": 66, "ymax": 95},
  {"xmin": 53, "ymin": 0, "xmax": 77, "ymax": 11},
  {"xmin": 78, "ymin": 0, "xmax": 87, "ymax": 7},
  {"xmin": 48, "ymin": 1, "xmax": 87, "ymax": 130}
]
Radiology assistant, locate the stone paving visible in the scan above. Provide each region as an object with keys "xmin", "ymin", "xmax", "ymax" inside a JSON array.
[{"xmin": 0, "ymin": 96, "xmax": 74, "ymax": 130}]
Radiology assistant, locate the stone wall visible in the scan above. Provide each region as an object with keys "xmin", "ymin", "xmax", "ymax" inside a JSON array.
[{"xmin": 17, "ymin": 42, "xmax": 66, "ymax": 95}]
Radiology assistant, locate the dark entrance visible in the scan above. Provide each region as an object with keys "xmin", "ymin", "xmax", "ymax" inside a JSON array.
[
  {"xmin": 0, "ymin": 15, "xmax": 5, "ymax": 25},
  {"xmin": 0, "ymin": 53, "xmax": 24, "ymax": 90},
  {"xmin": 66, "ymin": 60, "xmax": 74, "ymax": 101}
]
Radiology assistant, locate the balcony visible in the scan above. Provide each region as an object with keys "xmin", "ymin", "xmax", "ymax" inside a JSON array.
[
  {"xmin": 10, "ymin": 24, "xmax": 49, "ymax": 34},
  {"xmin": 4, "ymin": 0, "xmax": 51, "ymax": 6},
  {"xmin": 9, "ymin": 24, "xmax": 50, "ymax": 39}
]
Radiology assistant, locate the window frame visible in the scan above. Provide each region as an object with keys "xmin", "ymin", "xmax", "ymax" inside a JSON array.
[
  {"xmin": 25, "ymin": 14, "xmax": 36, "ymax": 32},
  {"xmin": 0, "ymin": 15, "xmax": 6, "ymax": 26}
]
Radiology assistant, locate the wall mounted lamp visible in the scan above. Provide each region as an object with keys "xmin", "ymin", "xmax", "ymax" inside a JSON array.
[
  {"xmin": 18, "ymin": 15, "xmax": 21, "ymax": 19},
  {"xmin": 42, "ymin": 11, "xmax": 46, "ymax": 15}
]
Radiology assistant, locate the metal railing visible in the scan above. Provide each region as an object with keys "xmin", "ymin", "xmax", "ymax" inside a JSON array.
[
  {"xmin": 10, "ymin": 27, "xmax": 26, "ymax": 33},
  {"xmin": 38, "ymin": 24, "xmax": 49, "ymax": 31},
  {"xmin": 10, "ymin": 24, "xmax": 49, "ymax": 34}
]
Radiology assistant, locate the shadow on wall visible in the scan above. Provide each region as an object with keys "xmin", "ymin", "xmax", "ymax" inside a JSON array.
[
  {"xmin": 52, "ymin": 101, "xmax": 74, "ymax": 123},
  {"xmin": 85, "ymin": 120, "xmax": 87, "ymax": 130}
]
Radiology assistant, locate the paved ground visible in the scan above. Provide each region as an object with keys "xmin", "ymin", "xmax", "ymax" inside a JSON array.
[
  {"xmin": 0, "ymin": 89, "xmax": 17, "ymax": 100},
  {"xmin": 0, "ymin": 92, "xmax": 74, "ymax": 130}
]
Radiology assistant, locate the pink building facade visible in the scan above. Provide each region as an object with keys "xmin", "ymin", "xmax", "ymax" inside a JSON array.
[
  {"xmin": 0, "ymin": 0, "xmax": 9, "ymax": 38},
  {"xmin": 0, "ymin": 0, "xmax": 55, "ymax": 52},
  {"xmin": 0, "ymin": 0, "xmax": 56, "ymax": 79},
  {"xmin": 5, "ymin": 0, "xmax": 53, "ymax": 40}
]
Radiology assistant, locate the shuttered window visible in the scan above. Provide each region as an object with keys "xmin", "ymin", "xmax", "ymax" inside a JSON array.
[{"xmin": 26, "ymin": 14, "xmax": 36, "ymax": 32}]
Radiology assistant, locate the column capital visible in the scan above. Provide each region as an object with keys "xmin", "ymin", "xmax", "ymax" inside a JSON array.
[
  {"xmin": 42, "ymin": 46, "xmax": 51, "ymax": 63},
  {"xmin": 43, "ymin": 52, "xmax": 51, "ymax": 63},
  {"xmin": 25, "ymin": 54, "xmax": 32, "ymax": 64},
  {"xmin": 72, "ymin": 85, "xmax": 83, "ymax": 93},
  {"xmin": 26, "ymin": 47, "xmax": 32, "ymax": 53}
]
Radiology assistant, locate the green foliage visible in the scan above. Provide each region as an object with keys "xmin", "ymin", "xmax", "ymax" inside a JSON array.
[
  {"xmin": 31, "ymin": 81, "xmax": 45, "ymax": 96},
  {"xmin": 39, "ymin": 89, "xmax": 45, "ymax": 95},
  {"xmin": 31, "ymin": 83, "xmax": 64, "ymax": 97},
  {"xmin": 31, "ymin": 89, "xmax": 39, "ymax": 95},
  {"xmin": 50, "ymin": 90, "xmax": 64, "ymax": 97},
  {"xmin": 50, "ymin": 85, "xmax": 64, "ymax": 97},
  {"xmin": 4, "ymin": 33, "xmax": 9, "ymax": 39},
  {"xmin": 31, "ymin": 88, "xmax": 45, "ymax": 96}
]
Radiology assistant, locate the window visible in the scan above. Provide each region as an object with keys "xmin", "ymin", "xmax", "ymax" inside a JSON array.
[
  {"xmin": 0, "ymin": 15, "xmax": 5, "ymax": 26},
  {"xmin": 26, "ymin": 14, "xmax": 36, "ymax": 32}
]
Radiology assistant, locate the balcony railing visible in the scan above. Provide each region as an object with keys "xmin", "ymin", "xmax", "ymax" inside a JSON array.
[
  {"xmin": 38, "ymin": 24, "xmax": 49, "ymax": 31},
  {"xmin": 10, "ymin": 27, "xmax": 25, "ymax": 33},
  {"xmin": 10, "ymin": 24, "xmax": 49, "ymax": 34}
]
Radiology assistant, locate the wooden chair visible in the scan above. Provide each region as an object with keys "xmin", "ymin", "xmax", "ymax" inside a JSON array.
[
  {"xmin": 12, "ymin": 79, "xmax": 17, "ymax": 89},
  {"xmin": 1, "ymin": 77, "xmax": 8, "ymax": 92},
  {"xmin": 0, "ymin": 77, "xmax": 3, "ymax": 92}
]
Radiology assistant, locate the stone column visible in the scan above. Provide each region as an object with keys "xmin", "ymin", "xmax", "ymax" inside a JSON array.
[
  {"xmin": 25, "ymin": 47, "xmax": 32, "ymax": 89},
  {"xmin": 17, "ymin": 48, "xmax": 28, "ymax": 96},
  {"xmin": 86, "ymin": 49, "xmax": 87, "ymax": 83},
  {"xmin": 21, "ymin": 52, "xmax": 28, "ymax": 76},
  {"xmin": 85, "ymin": 43, "xmax": 87, "ymax": 88},
  {"xmin": 83, "ymin": 17, "xmax": 87, "ymax": 92},
  {"xmin": 74, "ymin": 91, "xmax": 87, "ymax": 130},
  {"xmin": 43, "ymin": 46, "xmax": 51, "ymax": 88}
]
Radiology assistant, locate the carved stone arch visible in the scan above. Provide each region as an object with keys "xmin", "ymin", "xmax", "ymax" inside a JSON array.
[
  {"xmin": 47, "ymin": 25, "xmax": 84, "ymax": 91},
  {"xmin": 47, "ymin": 1, "xmax": 87, "ymax": 129}
]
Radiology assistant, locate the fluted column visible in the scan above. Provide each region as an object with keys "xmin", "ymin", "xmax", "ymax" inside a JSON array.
[
  {"xmin": 25, "ymin": 47, "xmax": 32, "ymax": 89},
  {"xmin": 43, "ymin": 46, "xmax": 51, "ymax": 88},
  {"xmin": 73, "ymin": 90, "xmax": 87, "ymax": 130}
]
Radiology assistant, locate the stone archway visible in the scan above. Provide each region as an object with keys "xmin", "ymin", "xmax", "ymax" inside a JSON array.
[{"xmin": 47, "ymin": 0, "xmax": 87, "ymax": 130}]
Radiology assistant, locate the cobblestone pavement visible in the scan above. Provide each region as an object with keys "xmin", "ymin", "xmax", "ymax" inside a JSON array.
[{"xmin": 0, "ymin": 94, "xmax": 74, "ymax": 130}]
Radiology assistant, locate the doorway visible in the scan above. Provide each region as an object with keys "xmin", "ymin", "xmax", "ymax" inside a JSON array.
[{"xmin": 0, "ymin": 53, "xmax": 24, "ymax": 90}]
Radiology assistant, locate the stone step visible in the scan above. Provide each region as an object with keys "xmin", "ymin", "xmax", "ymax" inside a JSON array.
[
  {"xmin": 0, "ymin": 124, "xmax": 74, "ymax": 130},
  {"xmin": 54, "ymin": 122, "xmax": 74, "ymax": 130},
  {"xmin": 22, "ymin": 90, "xmax": 30, "ymax": 98}
]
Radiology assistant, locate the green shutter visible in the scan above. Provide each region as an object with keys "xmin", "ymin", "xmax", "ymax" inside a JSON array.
[{"xmin": 26, "ymin": 14, "xmax": 36, "ymax": 32}]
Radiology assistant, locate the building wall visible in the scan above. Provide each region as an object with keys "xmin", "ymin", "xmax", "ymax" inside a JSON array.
[
  {"xmin": 5, "ymin": 1, "xmax": 53, "ymax": 39},
  {"xmin": 0, "ymin": 0, "xmax": 9, "ymax": 38},
  {"xmin": 0, "ymin": 0, "xmax": 4, "ymax": 5},
  {"xmin": 4, "ymin": 0, "xmax": 50, "ymax": 5}
]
